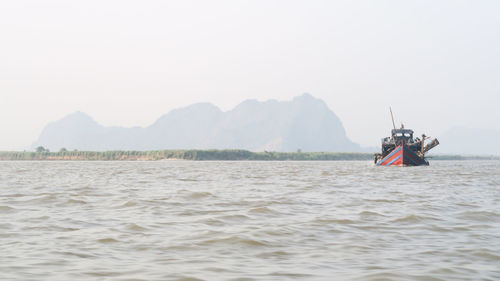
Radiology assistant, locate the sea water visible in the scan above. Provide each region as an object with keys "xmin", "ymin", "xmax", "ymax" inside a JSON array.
[{"xmin": 1, "ymin": 161, "xmax": 499, "ymax": 280}]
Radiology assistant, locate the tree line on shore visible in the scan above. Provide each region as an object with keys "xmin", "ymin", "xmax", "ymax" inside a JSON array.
[
  {"xmin": 0, "ymin": 147, "xmax": 496, "ymax": 161},
  {"xmin": 0, "ymin": 147, "xmax": 373, "ymax": 161}
]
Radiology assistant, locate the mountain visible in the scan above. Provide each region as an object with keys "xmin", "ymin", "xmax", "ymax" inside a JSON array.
[
  {"xmin": 32, "ymin": 94, "xmax": 363, "ymax": 152},
  {"xmin": 434, "ymin": 126, "xmax": 500, "ymax": 156}
]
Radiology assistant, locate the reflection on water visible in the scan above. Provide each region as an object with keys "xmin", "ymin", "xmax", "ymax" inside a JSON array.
[{"xmin": 1, "ymin": 161, "xmax": 499, "ymax": 280}]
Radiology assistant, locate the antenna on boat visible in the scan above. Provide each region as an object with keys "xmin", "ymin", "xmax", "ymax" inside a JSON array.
[{"xmin": 389, "ymin": 107, "xmax": 396, "ymax": 130}]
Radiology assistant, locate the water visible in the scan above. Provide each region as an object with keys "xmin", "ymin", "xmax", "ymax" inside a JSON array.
[{"xmin": 1, "ymin": 161, "xmax": 499, "ymax": 281}]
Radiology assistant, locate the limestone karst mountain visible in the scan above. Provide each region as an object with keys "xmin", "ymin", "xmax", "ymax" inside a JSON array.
[{"xmin": 32, "ymin": 94, "xmax": 363, "ymax": 152}]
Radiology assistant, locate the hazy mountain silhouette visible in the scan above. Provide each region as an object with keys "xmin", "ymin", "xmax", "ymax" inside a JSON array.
[
  {"xmin": 32, "ymin": 94, "xmax": 365, "ymax": 152},
  {"xmin": 435, "ymin": 126, "xmax": 500, "ymax": 155}
]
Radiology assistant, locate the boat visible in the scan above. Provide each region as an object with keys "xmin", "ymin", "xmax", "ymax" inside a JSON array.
[{"xmin": 374, "ymin": 109, "xmax": 439, "ymax": 166}]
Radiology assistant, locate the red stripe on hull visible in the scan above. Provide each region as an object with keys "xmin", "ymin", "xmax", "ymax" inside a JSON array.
[
  {"xmin": 378, "ymin": 146, "xmax": 403, "ymax": 166},
  {"xmin": 377, "ymin": 144, "xmax": 428, "ymax": 166}
]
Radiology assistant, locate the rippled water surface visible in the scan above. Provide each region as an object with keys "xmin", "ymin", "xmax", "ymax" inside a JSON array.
[{"xmin": 1, "ymin": 161, "xmax": 499, "ymax": 280}]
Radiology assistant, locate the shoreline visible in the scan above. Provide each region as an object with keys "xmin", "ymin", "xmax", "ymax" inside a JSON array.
[
  {"xmin": 0, "ymin": 150, "xmax": 372, "ymax": 161},
  {"xmin": 0, "ymin": 150, "xmax": 498, "ymax": 161}
]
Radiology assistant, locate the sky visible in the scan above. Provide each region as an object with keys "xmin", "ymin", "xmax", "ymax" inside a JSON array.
[{"xmin": 1, "ymin": 0, "xmax": 499, "ymax": 150}]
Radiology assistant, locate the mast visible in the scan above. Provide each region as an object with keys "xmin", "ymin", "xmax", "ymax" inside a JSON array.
[
  {"xmin": 389, "ymin": 107, "xmax": 396, "ymax": 136},
  {"xmin": 389, "ymin": 107, "xmax": 396, "ymax": 130}
]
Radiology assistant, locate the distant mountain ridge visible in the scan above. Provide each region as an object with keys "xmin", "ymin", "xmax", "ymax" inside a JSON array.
[
  {"xmin": 435, "ymin": 126, "xmax": 500, "ymax": 156},
  {"xmin": 32, "ymin": 94, "xmax": 364, "ymax": 152}
]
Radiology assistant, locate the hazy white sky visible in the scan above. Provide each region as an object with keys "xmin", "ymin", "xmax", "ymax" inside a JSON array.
[{"xmin": 1, "ymin": 0, "xmax": 499, "ymax": 150}]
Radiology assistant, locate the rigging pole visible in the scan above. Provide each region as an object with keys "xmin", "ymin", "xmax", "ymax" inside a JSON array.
[{"xmin": 389, "ymin": 107, "xmax": 396, "ymax": 130}]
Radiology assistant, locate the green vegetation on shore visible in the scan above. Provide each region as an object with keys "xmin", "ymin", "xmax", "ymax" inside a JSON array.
[
  {"xmin": 0, "ymin": 149, "xmax": 498, "ymax": 161},
  {"xmin": 426, "ymin": 154, "xmax": 500, "ymax": 160},
  {"xmin": 0, "ymin": 146, "xmax": 500, "ymax": 161},
  {"xmin": 0, "ymin": 149, "xmax": 373, "ymax": 161}
]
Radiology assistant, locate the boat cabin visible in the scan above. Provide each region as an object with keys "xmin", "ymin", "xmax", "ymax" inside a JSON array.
[
  {"xmin": 380, "ymin": 127, "xmax": 422, "ymax": 158},
  {"xmin": 391, "ymin": 128, "xmax": 415, "ymax": 145}
]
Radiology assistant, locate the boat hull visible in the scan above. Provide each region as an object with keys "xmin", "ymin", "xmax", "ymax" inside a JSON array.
[{"xmin": 376, "ymin": 144, "xmax": 428, "ymax": 166}]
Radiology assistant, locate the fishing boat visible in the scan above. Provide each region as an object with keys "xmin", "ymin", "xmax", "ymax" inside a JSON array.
[{"xmin": 374, "ymin": 109, "xmax": 439, "ymax": 166}]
